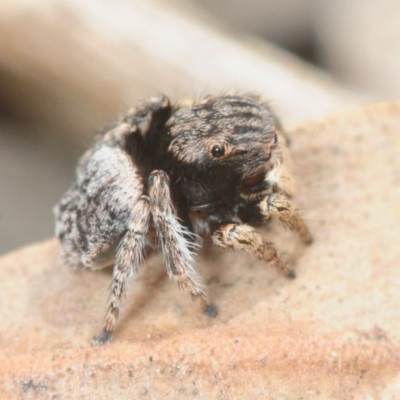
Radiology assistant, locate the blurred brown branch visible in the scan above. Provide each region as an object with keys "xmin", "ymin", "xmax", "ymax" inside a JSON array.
[{"xmin": 0, "ymin": 0, "xmax": 364, "ymax": 148}]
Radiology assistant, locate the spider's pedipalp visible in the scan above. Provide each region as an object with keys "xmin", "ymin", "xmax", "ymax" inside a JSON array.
[{"xmin": 212, "ymin": 223, "xmax": 295, "ymax": 278}]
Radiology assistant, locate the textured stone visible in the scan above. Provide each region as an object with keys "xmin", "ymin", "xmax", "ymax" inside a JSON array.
[{"xmin": 1, "ymin": 102, "xmax": 400, "ymax": 399}]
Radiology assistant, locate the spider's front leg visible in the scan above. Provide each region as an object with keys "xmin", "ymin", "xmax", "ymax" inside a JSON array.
[
  {"xmin": 148, "ymin": 170, "xmax": 217, "ymax": 317},
  {"xmin": 91, "ymin": 196, "xmax": 151, "ymax": 345},
  {"xmin": 212, "ymin": 223, "xmax": 296, "ymax": 278},
  {"xmin": 257, "ymin": 192, "xmax": 313, "ymax": 245}
]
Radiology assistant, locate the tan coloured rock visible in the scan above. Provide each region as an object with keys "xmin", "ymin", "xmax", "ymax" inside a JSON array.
[{"xmin": 1, "ymin": 102, "xmax": 400, "ymax": 399}]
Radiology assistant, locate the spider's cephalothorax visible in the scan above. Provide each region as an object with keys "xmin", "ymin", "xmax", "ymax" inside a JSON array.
[
  {"xmin": 157, "ymin": 96, "xmax": 279, "ymax": 224},
  {"xmin": 54, "ymin": 94, "xmax": 312, "ymax": 344}
]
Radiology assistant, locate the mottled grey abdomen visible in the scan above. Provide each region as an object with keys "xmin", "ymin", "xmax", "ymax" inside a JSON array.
[{"xmin": 54, "ymin": 139, "xmax": 144, "ymax": 269}]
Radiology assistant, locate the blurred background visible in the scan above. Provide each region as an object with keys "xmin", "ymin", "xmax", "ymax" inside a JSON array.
[{"xmin": 0, "ymin": 0, "xmax": 399, "ymax": 255}]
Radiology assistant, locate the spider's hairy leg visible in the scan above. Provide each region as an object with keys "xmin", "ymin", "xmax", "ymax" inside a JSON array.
[
  {"xmin": 149, "ymin": 170, "xmax": 217, "ymax": 317},
  {"xmin": 123, "ymin": 96, "xmax": 172, "ymax": 141},
  {"xmin": 259, "ymin": 193, "xmax": 313, "ymax": 244},
  {"xmin": 123, "ymin": 95, "xmax": 171, "ymax": 128},
  {"xmin": 212, "ymin": 223, "xmax": 296, "ymax": 278},
  {"xmin": 91, "ymin": 196, "xmax": 151, "ymax": 345},
  {"xmin": 96, "ymin": 95, "xmax": 171, "ymax": 151}
]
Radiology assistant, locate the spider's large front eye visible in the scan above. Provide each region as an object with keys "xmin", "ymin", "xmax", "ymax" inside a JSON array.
[{"xmin": 211, "ymin": 144, "xmax": 225, "ymax": 158}]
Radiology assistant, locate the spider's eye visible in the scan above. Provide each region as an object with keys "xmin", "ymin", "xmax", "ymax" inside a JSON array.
[{"xmin": 211, "ymin": 144, "xmax": 225, "ymax": 158}]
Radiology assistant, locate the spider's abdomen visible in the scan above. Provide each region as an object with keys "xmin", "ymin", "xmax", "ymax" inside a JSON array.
[{"xmin": 54, "ymin": 135, "xmax": 145, "ymax": 269}]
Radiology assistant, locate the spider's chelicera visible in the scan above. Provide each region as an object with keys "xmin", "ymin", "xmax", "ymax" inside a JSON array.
[{"xmin": 54, "ymin": 94, "xmax": 312, "ymax": 344}]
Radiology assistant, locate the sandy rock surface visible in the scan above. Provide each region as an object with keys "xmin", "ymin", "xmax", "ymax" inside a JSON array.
[{"xmin": 1, "ymin": 102, "xmax": 400, "ymax": 399}]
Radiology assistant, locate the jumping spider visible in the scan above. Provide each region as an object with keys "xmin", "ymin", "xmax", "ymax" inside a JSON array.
[{"xmin": 54, "ymin": 94, "xmax": 312, "ymax": 344}]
